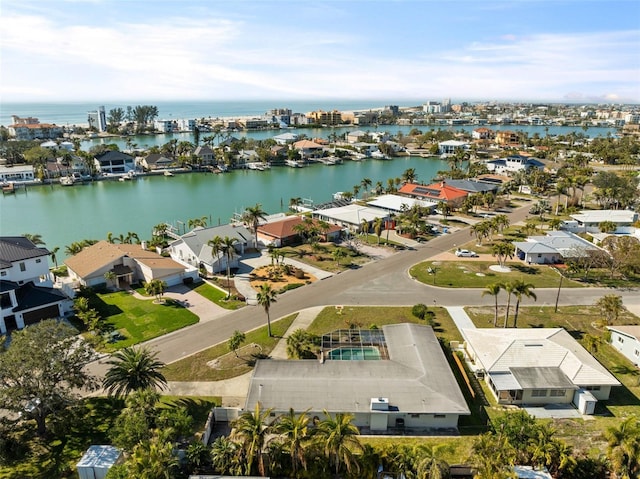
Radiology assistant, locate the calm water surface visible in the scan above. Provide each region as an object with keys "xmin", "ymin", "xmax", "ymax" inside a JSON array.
[{"xmin": 0, "ymin": 157, "xmax": 448, "ymax": 255}]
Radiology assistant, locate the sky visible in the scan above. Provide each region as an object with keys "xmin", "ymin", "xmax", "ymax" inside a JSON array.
[{"xmin": 1, "ymin": 0, "xmax": 639, "ymax": 104}]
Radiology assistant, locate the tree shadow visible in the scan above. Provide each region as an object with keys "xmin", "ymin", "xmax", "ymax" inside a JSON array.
[
  {"xmin": 90, "ymin": 295, "xmax": 123, "ymax": 318},
  {"xmin": 509, "ymin": 264, "xmax": 540, "ymax": 275}
]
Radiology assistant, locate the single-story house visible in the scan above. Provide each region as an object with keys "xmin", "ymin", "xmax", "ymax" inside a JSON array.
[
  {"xmin": 0, "ymin": 165, "xmax": 35, "ymax": 182},
  {"xmin": 245, "ymin": 324, "xmax": 470, "ymax": 433},
  {"xmin": 366, "ymin": 194, "xmax": 437, "ymax": 214},
  {"xmin": 513, "ymin": 231, "xmax": 602, "ymax": 264},
  {"xmin": 463, "ymin": 328, "xmax": 620, "ymax": 409},
  {"xmin": 607, "ymin": 325, "xmax": 640, "ymax": 367},
  {"xmin": 65, "ymin": 241, "xmax": 198, "ymax": 288},
  {"xmin": 443, "ymin": 179, "xmax": 500, "ymax": 194},
  {"xmin": 486, "ymin": 155, "xmax": 544, "ymax": 175},
  {"xmin": 312, "ymin": 204, "xmax": 389, "ymax": 233},
  {"xmin": 564, "ymin": 209, "xmax": 639, "ymax": 235},
  {"xmin": 169, "ymin": 224, "xmax": 253, "ymax": 275},
  {"xmin": 256, "ymin": 216, "xmax": 342, "ymax": 247},
  {"xmin": 398, "ymin": 181, "xmax": 468, "ymax": 206},
  {"xmin": 272, "ymin": 132, "xmax": 299, "ymax": 145}
]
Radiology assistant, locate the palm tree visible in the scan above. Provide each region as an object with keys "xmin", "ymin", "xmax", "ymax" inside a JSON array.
[
  {"xmin": 605, "ymin": 416, "xmax": 640, "ymax": 479},
  {"xmin": 482, "ymin": 283, "xmax": 502, "ymax": 327},
  {"xmin": 188, "ymin": 216, "xmax": 208, "ymax": 230},
  {"xmin": 257, "ymin": 283, "xmax": 277, "ymax": 337},
  {"xmin": 273, "ymin": 408, "xmax": 311, "ymax": 477},
  {"xmin": 491, "ymin": 241, "xmax": 515, "ymax": 269},
  {"xmin": 512, "ymin": 280, "xmax": 537, "ymax": 328},
  {"xmin": 502, "ymin": 281, "xmax": 515, "ymax": 328},
  {"xmin": 401, "ymin": 168, "xmax": 417, "ymax": 184},
  {"xmin": 415, "ymin": 444, "xmax": 450, "ymax": 479},
  {"xmin": 220, "ymin": 236, "xmax": 238, "ymax": 298},
  {"xmin": 104, "ymin": 270, "xmax": 117, "ymax": 289},
  {"xmin": 128, "ymin": 434, "xmax": 179, "ymax": 479},
  {"xmin": 314, "ymin": 411, "xmax": 362, "ymax": 477},
  {"xmin": 243, "ymin": 203, "xmax": 268, "ymax": 249},
  {"xmin": 332, "ymin": 247, "xmax": 346, "ymax": 266},
  {"xmin": 228, "ymin": 330, "xmax": 246, "ymax": 358},
  {"xmin": 207, "ymin": 235, "xmax": 223, "ymax": 274},
  {"xmin": 210, "ymin": 436, "xmax": 241, "ymax": 475},
  {"xmin": 102, "ymin": 346, "xmax": 168, "ymax": 397},
  {"xmin": 49, "ymin": 246, "xmax": 60, "ymax": 268},
  {"xmin": 145, "ymin": 279, "xmax": 167, "ymax": 301},
  {"xmin": 360, "ymin": 177, "xmax": 372, "ymax": 197},
  {"xmin": 373, "ymin": 217, "xmax": 384, "ymax": 244},
  {"xmin": 153, "ymin": 223, "xmax": 169, "ymax": 237},
  {"xmin": 23, "ymin": 233, "xmax": 45, "ymax": 245},
  {"xmin": 230, "ymin": 402, "xmax": 273, "ymax": 476}
]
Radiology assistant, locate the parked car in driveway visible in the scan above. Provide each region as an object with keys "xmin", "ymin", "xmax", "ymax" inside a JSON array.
[{"xmin": 455, "ymin": 249, "xmax": 478, "ymax": 257}]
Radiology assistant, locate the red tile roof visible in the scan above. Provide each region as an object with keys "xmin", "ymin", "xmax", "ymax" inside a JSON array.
[
  {"xmin": 398, "ymin": 181, "xmax": 468, "ymax": 202},
  {"xmin": 258, "ymin": 216, "xmax": 341, "ymax": 239}
]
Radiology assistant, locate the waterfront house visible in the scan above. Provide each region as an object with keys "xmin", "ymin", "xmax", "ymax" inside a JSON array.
[
  {"xmin": 398, "ymin": 181, "xmax": 469, "ymax": 207},
  {"xmin": 0, "ymin": 236, "xmax": 68, "ymax": 334},
  {"xmin": 93, "ymin": 151, "xmax": 135, "ymax": 175},
  {"xmin": 245, "ymin": 324, "xmax": 470, "ymax": 433},
  {"xmin": 140, "ymin": 153, "xmax": 174, "ymax": 171},
  {"xmin": 607, "ymin": 326, "xmax": 640, "ymax": 367},
  {"xmin": 292, "ymin": 140, "xmax": 323, "ymax": 159},
  {"xmin": 65, "ymin": 241, "xmax": 198, "ymax": 289},
  {"xmin": 169, "ymin": 224, "xmax": 253, "ymax": 275},
  {"xmin": 513, "ymin": 231, "xmax": 601, "ymax": 264},
  {"xmin": 345, "ymin": 130, "xmax": 370, "ymax": 144},
  {"xmin": 563, "ymin": 209, "xmax": 639, "ymax": 235},
  {"xmin": 442, "ymin": 178, "xmax": 500, "ymax": 194},
  {"xmin": 495, "ymin": 130, "xmax": 524, "ymax": 147},
  {"xmin": 438, "ymin": 140, "xmax": 469, "ymax": 156},
  {"xmin": 272, "ymin": 132, "xmax": 299, "ymax": 145},
  {"xmin": 472, "ymin": 127, "xmax": 495, "ymax": 141},
  {"xmin": 256, "ymin": 216, "xmax": 342, "ymax": 247},
  {"xmin": 366, "ymin": 194, "xmax": 437, "ymax": 214},
  {"xmin": 193, "ymin": 145, "xmax": 216, "ymax": 165},
  {"xmin": 486, "ymin": 155, "xmax": 544, "ymax": 175},
  {"xmin": 463, "ymin": 328, "xmax": 620, "ymax": 411},
  {"xmin": 0, "ymin": 165, "xmax": 35, "ymax": 183},
  {"xmin": 8, "ymin": 122, "xmax": 64, "ymax": 141}
]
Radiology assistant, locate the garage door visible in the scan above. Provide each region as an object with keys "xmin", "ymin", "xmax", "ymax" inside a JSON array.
[{"xmin": 22, "ymin": 305, "xmax": 60, "ymax": 326}]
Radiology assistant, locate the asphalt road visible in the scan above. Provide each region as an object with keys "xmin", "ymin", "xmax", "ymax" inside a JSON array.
[{"xmin": 89, "ymin": 201, "xmax": 640, "ymax": 375}]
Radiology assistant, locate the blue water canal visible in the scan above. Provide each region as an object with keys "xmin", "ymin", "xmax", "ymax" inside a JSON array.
[{"xmin": 0, "ymin": 156, "xmax": 448, "ymax": 255}]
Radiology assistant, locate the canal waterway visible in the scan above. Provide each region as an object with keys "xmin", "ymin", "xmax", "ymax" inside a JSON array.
[{"xmin": 0, "ymin": 156, "xmax": 449, "ymax": 256}]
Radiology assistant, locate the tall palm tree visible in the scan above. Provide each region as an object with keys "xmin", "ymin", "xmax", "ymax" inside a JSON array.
[
  {"xmin": 23, "ymin": 233, "xmax": 45, "ymax": 245},
  {"xmin": 491, "ymin": 241, "xmax": 515, "ymax": 269},
  {"xmin": 512, "ymin": 280, "xmax": 537, "ymax": 328},
  {"xmin": 502, "ymin": 281, "xmax": 515, "ymax": 328},
  {"xmin": 188, "ymin": 216, "xmax": 208, "ymax": 230},
  {"xmin": 210, "ymin": 436, "xmax": 241, "ymax": 475},
  {"xmin": 102, "ymin": 346, "xmax": 168, "ymax": 397},
  {"xmin": 373, "ymin": 217, "xmax": 384, "ymax": 244},
  {"xmin": 207, "ymin": 235, "xmax": 223, "ymax": 274},
  {"xmin": 243, "ymin": 203, "xmax": 268, "ymax": 249},
  {"xmin": 128, "ymin": 434, "xmax": 179, "ymax": 479},
  {"xmin": 360, "ymin": 177, "xmax": 372, "ymax": 196},
  {"xmin": 482, "ymin": 283, "xmax": 502, "ymax": 327},
  {"xmin": 220, "ymin": 236, "xmax": 238, "ymax": 298},
  {"xmin": 401, "ymin": 168, "xmax": 417, "ymax": 184},
  {"xmin": 596, "ymin": 293, "xmax": 624, "ymax": 325},
  {"xmin": 314, "ymin": 410, "xmax": 362, "ymax": 477},
  {"xmin": 273, "ymin": 408, "xmax": 311, "ymax": 477},
  {"xmin": 230, "ymin": 402, "xmax": 273, "ymax": 476},
  {"xmin": 415, "ymin": 444, "xmax": 450, "ymax": 479},
  {"xmin": 257, "ymin": 283, "xmax": 277, "ymax": 337},
  {"xmin": 49, "ymin": 246, "xmax": 60, "ymax": 268}
]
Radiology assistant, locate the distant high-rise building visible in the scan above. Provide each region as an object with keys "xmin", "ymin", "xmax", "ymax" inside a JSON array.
[{"xmin": 87, "ymin": 106, "xmax": 107, "ymax": 132}]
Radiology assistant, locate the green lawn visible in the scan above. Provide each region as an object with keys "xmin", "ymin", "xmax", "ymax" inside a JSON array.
[
  {"xmin": 410, "ymin": 260, "xmax": 585, "ymax": 289},
  {"xmin": 92, "ymin": 291, "xmax": 199, "ymax": 351},
  {"xmin": 162, "ymin": 314, "xmax": 298, "ymax": 381},
  {"xmin": 191, "ymin": 281, "xmax": 245, "ymax": 310},
  {"xmin": 279, "ymin": 242, "xmax": 371, "ymax": 273},
  {"xmin": 0, "ymin": 396, "xmax": 219, "ymax": 479}
]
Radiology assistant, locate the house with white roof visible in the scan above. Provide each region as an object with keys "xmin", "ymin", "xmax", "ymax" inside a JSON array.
[
  {"xmin": 169, "ymin": 224, "xmax": 254, "ymax": 275},
  {"xmin": 438, "ymin": 140, "xmax": 469, "ymax": 156},
  {"xmin": 245, "ymin": 324, "xmax": 470, "ymax": 433},
  {"xmin": 463, "ymin": 328, "xmax": 620, "ymax": 410},
  {"xmin": 564, "ymin": 209, "xmax": 638, "ymax": 234},
  {"xmin": 312, "ymin": 204, "xmax": 389, "ymax": 233},
  {"xmin": 366, "ymin": 194, "xmax": 437, "ymax": 213},
  {"xmin": 513, "ymin": 231, "xmax": 601, "ymax": 264},
  {"xmin": 486, "ymin": 155, "xmax": 544, "ymax": 175},
  {"xmin": 607, "ymin": 325, "xmax": 640, "ymax": 367},
  {"xmin": 272, "ymin": 132, "xmax": 299, "ymax": 145}
]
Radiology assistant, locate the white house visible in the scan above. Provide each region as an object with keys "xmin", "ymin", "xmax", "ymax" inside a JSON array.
[
  {"xmin": 169, "ymin": 224, "xmax": 254, "ymax": 275},
  {"xmin": 565, "ymin": 209, "xmax": 638, "ymax": 235},
  {"xmin": 607, "ymin": 326, "xmax": 640, "ymax": 367},
  {"xmin": 463, "ymin": 328, "xmax": 620, "ymax": 410},
  {"xmin": 94, "ymin": 151, "xmax": 135, "ymax": 175},
  {"xmin": 513, "ymin": 231, "xmax": 601, "ymax": 264},
  {"xmin": 245, "ymin": 324, "xmax": 470, "ymax": 433},
  {"xmin": 312, "ymin": 204, "xmax": 389, "ymax": 233},
  {"xmin": 0, "ymin": 165, "xmax": 35, "ymax": 183},
  {"xmin": 438, "ymin": 140, "xmax": 469, "ymax": 156},
  {"xmin": 486, "ymin": 155, "xmax": 544, "ymax": 175},
  {"xmin": 0, "ymin": 237, "xmax": 68, "ymax": 334}
]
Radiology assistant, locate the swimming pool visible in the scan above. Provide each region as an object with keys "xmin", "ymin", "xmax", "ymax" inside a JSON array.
[{"xmin": 327, "ymin": 347, "xmax": 381, "ymax": 360}]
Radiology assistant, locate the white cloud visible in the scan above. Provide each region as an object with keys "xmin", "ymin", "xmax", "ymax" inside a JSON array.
[{"xmin": 1, "ymin": 9, "xmax": 638, "ymax": 102}]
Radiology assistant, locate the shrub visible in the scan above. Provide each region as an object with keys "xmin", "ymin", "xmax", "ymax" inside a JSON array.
[{"xmin": 412, "ymin": 303, "xmax": 428, "ymax": 320}]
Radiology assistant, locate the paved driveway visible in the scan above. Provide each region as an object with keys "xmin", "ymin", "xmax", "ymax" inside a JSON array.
[{"xmin": 163, "ymin": 284, "xmax": 229, "ymax": 322}]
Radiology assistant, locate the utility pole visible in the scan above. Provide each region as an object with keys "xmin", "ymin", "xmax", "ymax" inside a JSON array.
[{"xmin": 554, "ymin": 273, "xmax": 563, "ymax": 312}]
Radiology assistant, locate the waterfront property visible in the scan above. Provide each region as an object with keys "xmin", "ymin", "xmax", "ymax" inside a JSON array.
[
  {"xmin": 244, "ymin": 323, "xmax": 470, "ymax": 433},
  {"xmin": 607, "ymin": 325, "xmax": 640, "ymax": 367},
  {"xmin": 64, "ymin": 241, "xmax": 198, "ymax": 289},
  {"xmin": 462, "ymin": 328, "xmax": 620, "ymax": 411},
  {"xmin": 312, "ymin": 204, "xmax": 390, "ymax": 233},
  {"xmin": 169, "ymin": 224, "xmax": 254, "ymax": 275},
  {"xmin": 0, "ymin": 164, "xmax": 35, "ymax": 183},
  {"xmin": 256, "ymin": 215, "xmax": 342, "ymax": 247},
  {"xmin": 0, "ymin": 236, "xmax": 69, "ymax": 334},
  {"xmin": 366, "ymin": 193, "xmax": 437, "ymax": 214},
  {"xmin": 485, "ymin": 155, "xmax": 544, "ymax": 175},
  {"xmin": 398, "ymin": 181, "xmax": 469, "ymax": 207},
  {"xmin": 93, "ymin": 151, "xmax": 135, "ymax": 175}
]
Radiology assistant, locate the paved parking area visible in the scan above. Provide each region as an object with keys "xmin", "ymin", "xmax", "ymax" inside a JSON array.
[{"xmin": 523, "ymin": 404, "xmax": 583, "ymax": 419}]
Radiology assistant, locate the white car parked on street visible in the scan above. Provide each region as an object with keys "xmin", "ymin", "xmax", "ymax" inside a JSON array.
[{"xmin": 455, "ymin": 249, "xmax": 478, "ymax": 257}]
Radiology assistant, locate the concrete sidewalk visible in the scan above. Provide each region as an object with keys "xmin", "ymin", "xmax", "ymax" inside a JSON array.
[
  {"xmin": 444, "ymin": 306, "xmax": 476, "ymax": 341},
  {"xmin": 270, "ymin": 306, "xmax": 325, "ymax": 359}
]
